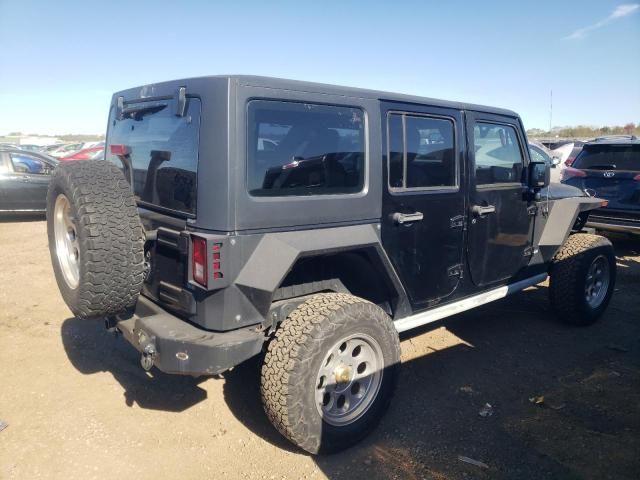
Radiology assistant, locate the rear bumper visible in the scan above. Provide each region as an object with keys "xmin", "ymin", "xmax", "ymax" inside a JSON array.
[
  {"xmin": 115, "ymin": 296, "xmax": 265, "ymax": 376},
  {"xmin": 587, "ymin": 221, "xmax": 640, "ymax": 234},
  {"xmin": 587, "ymin": 210, "xmax": 640, "ymax": 235}
]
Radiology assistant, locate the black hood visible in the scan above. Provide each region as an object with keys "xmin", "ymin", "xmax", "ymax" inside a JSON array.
[{"xmin": 541, "ymin": 182, "xmax": 586, "ymax": 200}]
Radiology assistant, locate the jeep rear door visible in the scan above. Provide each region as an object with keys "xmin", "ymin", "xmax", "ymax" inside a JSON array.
[
  {"xmin": 465, "ymin": 112, "xmax": 534, "ymax": 287},
  {"xmin": 380, "ymin": 103, "xmax": 465, "ymax": 309}
]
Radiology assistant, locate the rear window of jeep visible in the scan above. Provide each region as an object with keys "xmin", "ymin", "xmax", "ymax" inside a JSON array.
[
  {"xmin": 247, "ymin": 100, "xmax": 365, "ymax": 197},
  {"xmin": 106, "ymin": 97, "xmax": 201, "ymax": 215}
]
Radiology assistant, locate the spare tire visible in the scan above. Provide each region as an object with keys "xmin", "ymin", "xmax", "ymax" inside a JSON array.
[{"xmin": 46, "ymin": 160, "xmax": 145, "ymax": 319}]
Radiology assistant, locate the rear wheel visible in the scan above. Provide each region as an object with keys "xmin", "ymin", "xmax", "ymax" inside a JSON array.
[
  {"xmin": 549, "ymin": 233, "xmax": 616, "ymax": 326},
  {"xmin": 260, "ymin": 293, "xmax": 401, "ymax": 454},
  {"xmin": 47, "ymin": 160, "xmax": 145, "ymax": 319}
]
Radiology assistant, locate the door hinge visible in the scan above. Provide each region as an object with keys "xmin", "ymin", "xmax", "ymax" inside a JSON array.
[
  {"xmin": 527, "ymin": 205, "xmax": 538, "ymax": 216},
  {"xmin": 450, "ymin": 215, "xmax": 465, "ymax": 230},
  {"xmin": 447, "ymin": 264, "xmax": 464, "ymax": 279}
]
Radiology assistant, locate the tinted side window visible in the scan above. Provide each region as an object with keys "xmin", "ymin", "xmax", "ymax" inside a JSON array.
[
  {"xmin": 388, "ymin": 114, "xmax": 404, "ymax": 188},
  {"xmin": 10, "ymin": 153, "xmax": 51, "ymax": 175},
  {"xmin": 473, "ymin": 123, "xmax": 524, "ymax": 185},
  {"xmin": 387, "ymin": 113, "xmax": 456, "ymax": 190},
  {"xmin": 247, "ymin": 100, "xmax": 365, "ymax": 197}
]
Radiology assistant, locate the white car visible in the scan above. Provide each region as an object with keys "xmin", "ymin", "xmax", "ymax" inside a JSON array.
[{"xmin": 529, "ymin": 142, "xmax": 562, "ymax": 183}]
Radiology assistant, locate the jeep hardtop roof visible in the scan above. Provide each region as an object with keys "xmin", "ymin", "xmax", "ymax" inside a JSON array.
[
  {"xmin": 106, "ymin": 75, "xmax": 524, "ymax": 232},
  {"xmin": 111, "ymin": 74, "xmax": 520, "ymax": 118}
]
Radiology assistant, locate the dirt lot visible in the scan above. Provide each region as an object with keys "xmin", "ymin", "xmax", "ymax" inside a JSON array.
[{"xmin": 0, "ymin": 219, "xmax": 638, "ymax": 480}]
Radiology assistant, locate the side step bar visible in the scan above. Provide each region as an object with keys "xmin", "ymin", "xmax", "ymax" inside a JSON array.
[{"xmin": 394, "ymin": 273, "xmax": 548, "ymax": 333}]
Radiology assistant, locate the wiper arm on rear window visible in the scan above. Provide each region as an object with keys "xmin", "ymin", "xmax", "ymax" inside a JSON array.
[
  {"xmin": 585, "ymin": 164, "xmax": 617, "ymax": 170},
  {"xmin": 122, "ymin": 103, "xmax": 167, "ymax": 121}
]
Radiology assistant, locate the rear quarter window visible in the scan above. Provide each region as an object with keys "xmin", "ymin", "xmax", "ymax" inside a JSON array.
[{"xmin": 247, "ymin": 100, "xmax": 365, "ymax": 197}]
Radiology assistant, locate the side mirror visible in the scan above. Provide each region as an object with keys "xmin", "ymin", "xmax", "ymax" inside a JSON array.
[
  {"xmin": 552, "ymin": 156, "xmax": 561, "ymax": 167},
  {"xmin": 528, "ymin": 161, "xmax": 550, "ymax": 190}
]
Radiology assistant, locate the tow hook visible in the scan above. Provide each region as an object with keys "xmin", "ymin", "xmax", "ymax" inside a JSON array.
[
  {"xmin": 141, "ymin": 344, "xmax": 156, "ymax": 371},
  {"xmin": 137, "ymin": 330, "xmax": 156, "ymax": 371}
]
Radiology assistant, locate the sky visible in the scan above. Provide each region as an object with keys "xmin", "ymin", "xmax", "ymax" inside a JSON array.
[{"xmin": 0, "ymin": 0, "xmax": 638, "ymax": 135}]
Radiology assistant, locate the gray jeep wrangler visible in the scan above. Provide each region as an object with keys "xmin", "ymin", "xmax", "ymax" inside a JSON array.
[{"xmin": 46, "ymin": 76, "xmax": 615, "ymax": 454}]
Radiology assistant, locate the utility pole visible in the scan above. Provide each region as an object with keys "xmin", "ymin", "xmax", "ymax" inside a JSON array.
[{"xmin": 549, "ymin": 89, "xmax": 553, "ymax": 134}]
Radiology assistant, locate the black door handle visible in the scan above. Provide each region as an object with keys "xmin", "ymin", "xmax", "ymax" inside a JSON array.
[
  {"xmin": 471, "ymin": 204, "xmax": 496, "ymax": 217},
  {"xmin": 392, "ymin": 211, "xmax": 424, "ymax": 225}
]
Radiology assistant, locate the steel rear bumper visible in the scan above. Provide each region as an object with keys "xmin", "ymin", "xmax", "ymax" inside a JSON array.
[{"xmin": 115, "ymin": 296, "xmax": 264, "ymax": 376}]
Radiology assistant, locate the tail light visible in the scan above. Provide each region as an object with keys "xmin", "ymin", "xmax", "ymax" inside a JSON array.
[
  {"xmin": 192, "ymin": 236, "xmax": 207, "ymax": 287},
  {"xmin": 565, "ymin": 157, "xmax": 576, "ymax": 167},
  {"xmin": 110, "ymin": 144, "xmax": 131, "ymax": 156},
  {"xmin": 562, "ymin": 166, "xmax": 587, "ymax": 181},
  {"xmin": 634, "ymin": 174, "xmax": 640, "ymax": 182},
  {"xmin": 212, "ymin": 243, "xmax": 223, "ymax": 279}
]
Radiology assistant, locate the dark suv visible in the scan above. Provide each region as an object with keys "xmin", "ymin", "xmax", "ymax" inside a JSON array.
[
  {"xmin": 45, "ymin": 76, "xmax": 616, "ymax": 454},
  {"xmin": 562, "ymin": 138, "xmax": 640, "ymax": 235}
]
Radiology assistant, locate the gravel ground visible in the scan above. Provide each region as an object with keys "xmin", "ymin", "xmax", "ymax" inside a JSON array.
[{"xmin": 0, "ymin": 220, "xmax": 638, "ymax": 480}]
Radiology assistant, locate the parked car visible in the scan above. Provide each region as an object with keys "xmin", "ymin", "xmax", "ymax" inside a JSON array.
[
  {"xmin": 42, "ymin": 144, "xmax": 66, "ymax": 153},
  {"xmin": 0, "ymin": 148, "xmax": 58, "ymax": 213},
  {"xmin": 46, "ymin": 76, "xmax": 614, "ymax": 455},
  {"xmin": 61, "ymin": 146, "xmax": 104, "ymax": 161},
  {"xmin": 562, "ymin": 138, "xmax": 640, "ymax": 235},
  {"xmin": 529, "ymin": 142, "xmax": 561, "ymax": 182},
  {"xmin": 556, "ymin": 141, "xmax": 585, "ymax": 167},
  {"xmin": 48, "ymin": 143, "xmax": 84, "ymax": 158},
  {"xmin": 16, "ymin": 144, "xmax": 42, "ymax": 152}
]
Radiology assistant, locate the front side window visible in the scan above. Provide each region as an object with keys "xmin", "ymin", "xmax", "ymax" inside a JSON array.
[
  {"xmin": 10, "ymin": 153, "xmax": 52, "ymax": 175},
  {"xmin": 473, "ymin": 122, "xmax": 524, "ymax": 185},
  {"xmin": 387, "ymin": 113, "xmax": 456, "ymax": 190},
  {"xmin": 247, "ymin": 100, "xmax": 365, "ymax": 197}
]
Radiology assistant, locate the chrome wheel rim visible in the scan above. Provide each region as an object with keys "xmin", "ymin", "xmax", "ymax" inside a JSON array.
[
  {"xmin": 53, "ymin": 194, "xmax": 80, "ymax": 289},
  {"xmin": 315, "ymin": 333, "xmax": 384, "ymax": 426},
  {"xmin": 585, "ymin": 254, "xmax": 610, "ymax": 308}
]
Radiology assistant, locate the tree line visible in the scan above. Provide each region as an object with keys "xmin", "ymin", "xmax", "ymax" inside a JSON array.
[{"xmin": 527, "ymin": 123, "xmax": 638, "ymax": 138}]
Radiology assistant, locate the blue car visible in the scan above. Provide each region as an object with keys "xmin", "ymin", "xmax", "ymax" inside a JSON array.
[{"xmin": 561, "ymin": 137, "xmax": 640, "ymax": 235}]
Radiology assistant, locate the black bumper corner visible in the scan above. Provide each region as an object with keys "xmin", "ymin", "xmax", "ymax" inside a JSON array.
[{"xmin": 116, "ymin": 297, "xmax": 265, "ymax": 376}]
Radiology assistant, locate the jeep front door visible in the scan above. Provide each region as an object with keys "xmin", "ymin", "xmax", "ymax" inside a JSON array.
[
  {"xmin": 466, "ymin": 113, "xmax": 534, "ymax": 286},
  {"xmin": 380, "ymin": 104, "xmax": 465, "ymax": 310}
]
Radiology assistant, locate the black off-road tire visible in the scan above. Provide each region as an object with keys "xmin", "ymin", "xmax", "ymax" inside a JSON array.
[
  {"xmin": 260, "ymin": 293, "xmax": 401, "ymax": 454},
  {"xmin": 46, "ymin": 160, "xmax": 145, "ymax": 319},
  {"xmin": 549, "ymin": 233, "xmax": 616, "ymax": 326}
]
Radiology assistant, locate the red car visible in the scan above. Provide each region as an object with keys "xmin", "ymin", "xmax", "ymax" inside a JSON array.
[{"xmin": 60, "ymin": 146, "xmax": 104, "ymax": 161}]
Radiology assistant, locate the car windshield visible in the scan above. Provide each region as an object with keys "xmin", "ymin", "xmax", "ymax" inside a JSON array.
[{"xmin": 574, "ymin": 144, "xmax": 640, "ymax": 171}]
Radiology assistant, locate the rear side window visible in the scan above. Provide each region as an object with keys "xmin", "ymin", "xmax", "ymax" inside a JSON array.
[
  {"xmin": 574, "ymin": 144, "xmax": 640, "ymax": 171},
  {"xmin": 106, "ymin": 98, "xmax": 201, "ymax": 215},
  {"xmin": 387, "ymin": 113, "xmax": 456, "ymax": 190},
  {"xmin": 473, "ymin": 122, "xmax": 524, "ymax": 185},
  {"xmin": 247, "ymin": 100, "xmax": 365, "ymax": 197}
]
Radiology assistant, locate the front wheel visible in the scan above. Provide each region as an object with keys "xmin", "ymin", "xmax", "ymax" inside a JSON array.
[
  {"xmin": 549, "ymin": 233, "xmax": 616, "ymax": 326},
  {"xmin": 260, "ymin": 293, "xmax": 401, "ymax": 454}
]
